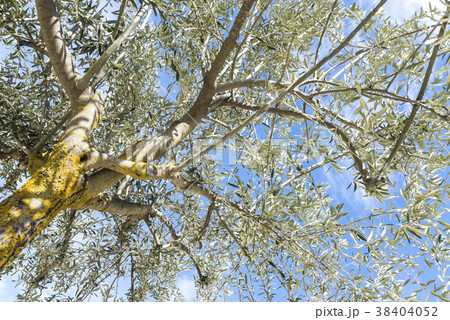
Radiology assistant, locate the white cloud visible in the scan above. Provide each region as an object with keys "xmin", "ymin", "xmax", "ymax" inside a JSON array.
[
  {"xmin": 0, "ymin": 275, "xmax": 20, "ymax": 301},
  {"xmin": 322, "ymin": 162, "xmax": 382, "ymax": 215},
  {"xmin": 176, "ymin": 276, "xmax": 196, "ymax": 301},
  {"xmin": 383, "ymin": 0, "xmax": 447, "ymax": 21}
]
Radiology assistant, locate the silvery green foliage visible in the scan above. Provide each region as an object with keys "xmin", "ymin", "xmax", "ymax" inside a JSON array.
[{"xmin": 1, "ymin": 0, "xmax": 449, "ymax": 301}]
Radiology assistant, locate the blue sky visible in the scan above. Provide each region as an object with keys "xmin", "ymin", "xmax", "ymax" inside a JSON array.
[{"xmin": 1, "ymin": 0, "xmax": 449, "ymax": 301}]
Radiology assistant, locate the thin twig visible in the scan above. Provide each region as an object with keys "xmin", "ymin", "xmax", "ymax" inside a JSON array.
[
  {"xmin": 31, "ymin": 110, "xmax": 71, "ymax": 155},
  {"xmin": 112, "ymin": 0, "xmax": 129, "ymax": 40},
  {"xmin": 197, "ymin": 200, "xmax": 215, "ymax": 244},
  {"xmin": 216, "ymin": 208, "xmax": 252, "ymax": 261},
  {"xmin": 77, "ymin": 4, "xmax": 150, "ymax": 90},
  {"xmin": 278, "ymin": 31, "xmax": 297, "ymax": 83},
  {"xmin": 385, "ymin": 25, "xmax": 437, "ymax": 91},
  {"xmin": 279, "ymin": 151, "xmax": 350, "ymax": 189},
  {"xmin": 91, "ymin": 3, "xmax": 153, "ymax": 88},
  {"xmin": 309, "ymin": 86, "xmax": 448, "ymax": 120},
  {"xmin": 223, "ymin": 99, "xmax": 370, "ymax": 181},
  {"xmin": 313, "ymin": 0, "xmax": 339, "ymax": 66},
  {"xmin": 33, "ymin": 209, "xmax": 77, "ymax": 284},
  {"xmin": 143, "ymin": 216, "xmax": 162, "ymax": 265},
  {"xmin": 130, "ymin": 254, "xmax": 135, "ymax": 301}
]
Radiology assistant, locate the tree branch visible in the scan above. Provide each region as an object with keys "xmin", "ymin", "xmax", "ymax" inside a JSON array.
[
  {"xmin": 30, "ymin": 110, "xmax": 71, "ymax": 155},
  {"xmin": 216, "ymin": 208, "xmax": 251, "ymax": 260},
  {"xmin": 2, "ymin": 1, "xmax": 166, "ymax": 271},
  {"xmin": 82, "ymin": 194, "xmax": 184, "ymax": 252},
  {"xmin": 284, "ymin": 0, "xmax": 387, "ymax": 94},
  {"xmin": 382, "ymin": 7, "xmax": 450, "ymax": 172},
  {"xmin": 313, "ymin": 0, "xmax": 339, "ymax": 66},
  {"xmin": 91, "ymin": 6, "xmax": 153, "ymax": 88},
  {"xmin": 310, "ymin": 86, "xmax": 448, "ymax": 120},
  {"xmin": 171, "ymin": 0, "xmax": 387, "ymax": 174},
  {"xmin": 82, "ymin": 195, "xmax": 206, "ymax": 279},
  {"xmin": 279, "ymin": 151, "xmax": 350, "ymax": 189},
  {"xmin": 278, "ymin": 33, "xmax": 297, "ymax": 83},
  {"xmin": 228, "ymin": 0, "xmax": 271, "ymax": 85},
  {"xmin": 17, "ymin": 38, "xmax": 47, "ymax": 55},
  {"xmin": 117, "ymin": 215, "xmax": 140, "ymax": 246},
  {"xmin": 196, "ymin": 201, "xmax": 215, "ymax": 244},
  {"xmin": 216, "ymin": 78, "xmax": 280, "ymax": 92},
  {"xmin": 87, "ymin": 166, "xmax": 283, "ymax": 265},
  {"xmin": 75, "ymin": 0, "xmax": 257, "ymax": 203},
  {"xmin": 142, "ymin": 215, "xmax": 162, "ymax": 264},
  {"xmin": 87, "ymin": 150, "xmax": 176, "ymax": 180},
  {"xmin": 223, "ymin": 99, "xmax": 372, "ymax": 183},
  {"xmin": 35, "ymin": 0, "xmax": 81, "ymax": 100},
  {"xmin": 0, "ymin": 143, "xmax": 21, "ymax": 161},
  {"xmin": 215, "ymin": 78, "xmax": 310, "ymax": 100},
  {"xmin": 82, "ymin": 194, "xmax": 179, "ymax": 241},
  {"xmin": 201, "ymin": 0, "xmax": 258, "ymax": 90},
  {"xmin": 112, "ymin": 0, "xmax": 129, "ymax": 41},
  {"xmin": 80, "ymin": 193, "xmax": 157, "ymax": 217},
  {"xmin": 217, "ymin": 79, "xmax": 393, "ymax": 131},
  {"xmin": 33, "ymin": 209, "xmax": 76, "ymax": 284},
  {"xmin": 169, "ymin": 173, "xmax": 289, "ymax": 254}
]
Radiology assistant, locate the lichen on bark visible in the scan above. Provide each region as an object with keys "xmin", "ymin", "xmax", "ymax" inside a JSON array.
[{"xmin": 0, "ymin": 140, "xmax": 90, "ymax": 269}]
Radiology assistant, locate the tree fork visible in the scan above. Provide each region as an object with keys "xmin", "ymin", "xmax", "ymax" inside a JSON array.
[{"xmin": 0, "ymin": 92, "xmax": 102, "ymax": 271}]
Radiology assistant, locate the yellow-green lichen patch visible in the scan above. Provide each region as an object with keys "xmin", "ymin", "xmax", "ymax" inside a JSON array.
[
  {"xmin": 0, "ymin": 139, "xmax": 90, "ymax": 270},
  {"xmin": 93, "ymin": 113, "xmax": 102, "ymax": 130},
  {"xmin": 131, "ymin": 162, "xmax": 147, "ymax": 177},
  {"xmin": 23, "ymin": 197, "xmax": 44, "ymax": 211},
  {"xmin": 11, "ymin": 208, "xmax": 21, "ymax": 218},
  {"xmin": 31, "ymin": 209, "xmax": 46, "ymax": 221},
  {"xmin": 0, "ymin": 174, "xmax": 69, "ymax": 269},
  {"xmin": 28, "ymin": 151, "xmax": 49, "ymax": 176}
]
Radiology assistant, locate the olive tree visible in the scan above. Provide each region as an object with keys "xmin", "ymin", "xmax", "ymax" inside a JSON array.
[{"xmin": 0, "ymin": 0, "xmax": 449, "ymax": 301}]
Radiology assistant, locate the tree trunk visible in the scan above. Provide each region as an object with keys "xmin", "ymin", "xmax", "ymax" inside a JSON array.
[{"xmin": 0, "ymin": 92, "xmax": 101, "ymax": 271}]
